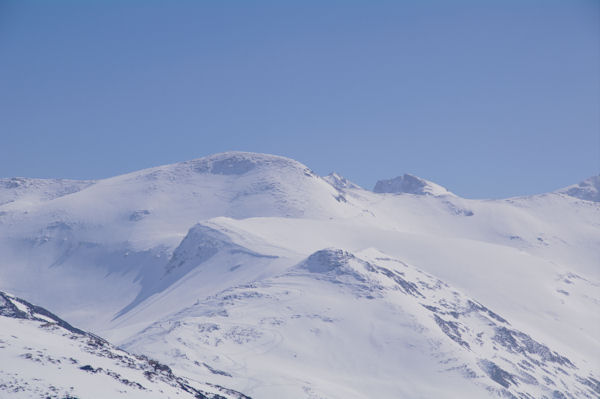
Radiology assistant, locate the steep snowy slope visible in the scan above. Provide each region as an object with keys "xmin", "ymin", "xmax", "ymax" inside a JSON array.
[
  {"xmin": 122, "ymin": 249, "xmax": 598, "ymax": 399},
  {"xmin": 0, "ymin": 153, "xmax": 598, "ymax": 399},
  {"xmin": 0, "ymin": 291, "xmax": 250, "ymax": 399}
]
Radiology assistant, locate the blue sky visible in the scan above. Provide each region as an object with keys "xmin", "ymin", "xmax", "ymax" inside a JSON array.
[{"xmin": 1, "ymin": 1, "xmax": 598, "ymax": 198}]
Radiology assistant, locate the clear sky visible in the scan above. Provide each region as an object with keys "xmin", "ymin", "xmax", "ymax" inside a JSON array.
[{"xmin": 1, "ymin": 1, "xmax": 598, "ymax": 198}]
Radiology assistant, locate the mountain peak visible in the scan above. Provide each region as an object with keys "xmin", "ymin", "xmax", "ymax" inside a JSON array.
[
  {"xmin": 181, "ymin": 151, "xmax": 315, "ymax": 177},
  {"xmin": 557, "ymin": 175, "xmax": 600, "ymax": 202},
  {"xmin": 373, "ymin": 174, "xmax": 455, "ymax": 197},
  {"xmin": 301, "ymin": 248, "xmax": 355, "ymax": 273}
]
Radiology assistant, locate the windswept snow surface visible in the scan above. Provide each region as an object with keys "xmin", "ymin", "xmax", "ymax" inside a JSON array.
[{"xmin": 0, "ymin": 152, "xmax": 598, "ymax": 398}]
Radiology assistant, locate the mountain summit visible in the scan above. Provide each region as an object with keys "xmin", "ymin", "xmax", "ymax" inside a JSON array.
[
  {"xmin": 373, "ymin": 173, "xmax": 454, "ymax": 196},
  {"xmin": 557, "ymin": 175, "xmax": 600, "ymax": 202}
]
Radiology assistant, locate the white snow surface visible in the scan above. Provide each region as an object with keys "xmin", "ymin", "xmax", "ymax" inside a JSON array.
[{"xmin": 0, "ymin": 151, "xmax": 598, "ymax": 399}]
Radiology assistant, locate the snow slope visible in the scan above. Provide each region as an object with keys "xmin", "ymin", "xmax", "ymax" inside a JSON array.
[
  {"xmin": 0, "ymin": 291, "xmax": 249, "ymax": 399},
  {"xmin": 0, "ymin": 152, "xmax": 598, "ymax": 398}
]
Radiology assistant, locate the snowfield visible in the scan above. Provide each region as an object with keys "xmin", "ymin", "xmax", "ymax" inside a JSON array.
[{"xmin": 0, "ymin": 151, "xmax": 598, "ymax": 398}]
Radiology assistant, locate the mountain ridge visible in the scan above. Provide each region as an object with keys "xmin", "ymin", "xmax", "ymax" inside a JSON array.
[
  {"xmin": 0, "ymin": 151, "xmax": 598, "ymax": 399},
  {"xmin": 2, "ymin": 152, "xmax": 597, "ymax": 202}
]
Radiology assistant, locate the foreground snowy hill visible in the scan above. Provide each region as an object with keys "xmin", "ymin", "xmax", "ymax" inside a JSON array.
[
  {"xmin": 0, "ymin": 152, "xmax": 598, "ymax": 398},
  {"xmin": 0, "ymin": 291, "xmax": 249, "ymax": 399}
]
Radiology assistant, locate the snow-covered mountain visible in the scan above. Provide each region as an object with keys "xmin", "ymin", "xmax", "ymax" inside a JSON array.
[
  {"xmin": 122, "ymin": 248, "xmax": 598, "ymax": 398},
  {"xmin": 0, "ymin": 152, "xmax": 356, "ymax": 330},
  {"xmin": 0, "ymin": 152, "xmax": 598, "ymax": 398}
]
